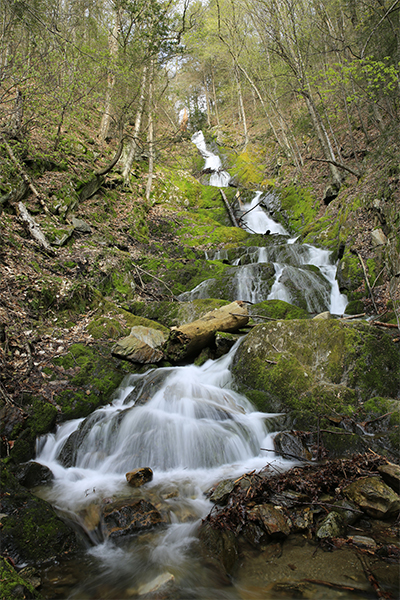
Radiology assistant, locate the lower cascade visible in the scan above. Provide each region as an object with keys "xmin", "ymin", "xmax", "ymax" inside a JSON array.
[{"xmin": 35, "ymin": 347, "xmax": 289, "ymax": 598}]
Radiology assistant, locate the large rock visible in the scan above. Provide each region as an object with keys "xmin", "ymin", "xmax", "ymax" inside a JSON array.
[
  {"xmin": 343, "ymin": 476, "xmax": 400, "ymax": 519},
  {"xmin": 0, "ymin": 465, "xmax": 80, "ymax": 565},
  {"xmin": 378, "ymin": 463, "xmax": 400, "ymax": 494},
  {"xmin": 248, "ymin": 504, "xmax": 290, "ymax": 537},
  {"xmin": 198, "ymin": 521, "xmax": 238, "ymax": 576},
  {"xmin": 231, "ymin": 320, "xmax": 400, "ymax": 420},
  {"xmin": 102, "ymin": 498, "xmax": 164, "ymax": 538},
  {"xmin": 112, "ymin": 325, "xmax": 167, "ymax": 364}
]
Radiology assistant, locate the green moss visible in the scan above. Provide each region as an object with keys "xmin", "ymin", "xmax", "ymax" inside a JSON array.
[
  {"xmin": 0, "ymin": 465, "xmax": 79, "ymax": 565},
  {"xmin": 0, "ymin": 557, "xmax": 42, "ymax": 599},
  {"xmin": 52, "ymin": 343, "xmax": 135, "ymax": 419},
  {"xmin": 251, "ymin": 300, "xmax": 309, "ymax": 321},
  {"xmin": 277, "ymin": 185, "xmax": 319, "ymax": 234},
  {"xmin": 232, "ymin": 320, "xmax": 400, "ymax": 421}
]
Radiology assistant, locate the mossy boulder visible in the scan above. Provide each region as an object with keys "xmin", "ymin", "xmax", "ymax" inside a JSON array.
[
  {"xmin": 231, "ymin": 319, "xmax": 400, "ymax": 425},
  {"xmin": 0, "ymin": 464, "xmax": 80, "ymax": 565},
  {"xmin": 250, "ymin": 300, "xmax": 309, "ymax": 321},
  {"xmin": 51, "ymin": 343, "xmax": 134, "ymax": 420},
  {"xmin": 0, "ymin": 557, "xmax": 42, "ymax": 600}
]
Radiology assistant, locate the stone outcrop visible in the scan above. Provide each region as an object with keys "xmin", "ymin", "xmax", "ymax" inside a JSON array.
[{"xmin": 112, "ymin": 326, "xmax": 167, "ymax": 364}]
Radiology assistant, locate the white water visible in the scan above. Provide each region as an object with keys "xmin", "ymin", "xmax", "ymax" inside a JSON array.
[
  {"xmin": 188, "ymin": 132, "xmax": 347, "ymax": 315},
  {"xmin": 35, "ymin": 348, "xmax": 288, "ymax": 597},
  {"xmin": 191, "ymin": 131, "xmax": 231, "ymax": 187}
]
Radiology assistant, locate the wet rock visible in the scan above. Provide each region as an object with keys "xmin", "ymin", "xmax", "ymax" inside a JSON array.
[
  {"xmin": 137, "ymin": 572, "xmax": 175, "ymax": 596},
  {"xmin": 14, "ymin": 461, "xmax": 53, "ymax": 488},
  {"xmin": 240, "ymin": 522, "xmax": 269, "ymax": 548},
  {"xmin": 273, "ymin": 431, "xmax": 312, "ymax": 461},
  {"xmin": 316, "ymin": 511, "xmax": 345, "ymax": 539},
  {"xmin": 208, "ymin": 479, "xmax": 236, "ymax": 505},
  {"xmin": 214, "ymin": 332, "xmax": 238, "ymax": 358},
  {"xmin": 102, "ymin": 498, "xmax": 164, "ymax": 538},
  {"xmin": 378, "ymin": 463, "xmax": 400, "ymax": 494},
  {"xmin": 112, "ymin": 326, "xmax": 167, "ymax": 364},
  {"xmin": 0, "ymin": 465, "xmax": 80, "ymax": 565},
  {"xmin": 126, "ymin": 467, "xmax": 153, "ymax": 487},
  {"xmin": 269, "ymin": 490, "xmax": 310, "ymax": 508},
  {"xmin": 349, "ymin": 535, "xmax": 377, "ymax": 549},
  {"xmin": 343, "ymin": 476, "xmax": 400, "ymax": 519},
  {"xmin": 313, "ymin": 311, "xmax": 332, "ymax": 320},
  {"xmin": 79, "ymin": 503, "xmax": 101, "ymax": 531},
  {"xmin": 333, "ymin": 499, "xmax": 363, "ymax": 525},
  {"xmin": 249, "ymin": 503, "xmax": 290, "ymax": 537},
  {"xmin": 289, "ymin": 506, "xmax": 314, "ymax": 531},
  {"xmin": 198, "ymin": 521, "xmax": 238, "ymax": 576}
]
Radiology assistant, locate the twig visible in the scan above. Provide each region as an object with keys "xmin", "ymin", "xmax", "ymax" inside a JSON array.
[
  {"xmin": 341, "ymin": 313, "xmax": 366, "ymax": 320},
  {"xmin": 302, "ymin": 579, "xmax": 362, "ymax": 593},
  {"xmin": 134, "ymin": 264, "xmax": 179, "ymax": 300},
  {"xmin": 260, "ymin": 448, "xmax": 310, "ymax": 462},
  {"xmin": 249, "ymin": 314, "xmax": 278, "ymax": 321}
]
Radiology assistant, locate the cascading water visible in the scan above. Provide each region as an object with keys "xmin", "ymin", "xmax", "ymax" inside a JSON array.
[
  {"xmin": 35, "ymin": 346, "xmax": 287, "ymax": 599},
  {"xmin": 183, "ymin": 133, "xmax": 348, "ymax": 315},
  {"xmin": 33, "ymin": 132, "xmax": 347, "ymax": 598}
]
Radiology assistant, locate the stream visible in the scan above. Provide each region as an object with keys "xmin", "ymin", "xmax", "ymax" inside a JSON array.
[{"xmin": 33, "ymin": 133, "xmax": 355, "ymax": 599}]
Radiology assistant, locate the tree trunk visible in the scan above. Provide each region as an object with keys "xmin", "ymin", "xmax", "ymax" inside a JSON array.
[
  {"xmin": 122, "ymin": 65, "xmax": 148, "ymax": 184},
  {"xmin": 145, "ymin": 62, "xmax": 154, "ymax": 201},
  {"xmin": 17, "ymin": 202, "xmax": 53, "ymax": 252},
  {"xmin": 234, "ymin": 61, "xmax": 249, "ymax": 148},
  {"xmin": 99, "ymin": 17, "xmax": 120, "ymax": 143},
  {"xmin": 163, "ymin": 301, "xmax": 249, "ymax": 362}
]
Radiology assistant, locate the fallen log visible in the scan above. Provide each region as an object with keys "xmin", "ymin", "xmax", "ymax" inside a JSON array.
[
  {"xmin": 17, "ymin": 202, "xmax": 53, "ymax": 253},
  {"xmin": 163, "ymin": 301, "xmax": 248, "ymax": 362}
]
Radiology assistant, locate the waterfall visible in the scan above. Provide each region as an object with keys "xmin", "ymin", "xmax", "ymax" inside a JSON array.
[
  {"xmin": 32, "ymin": 133, "xmax": 347, "ymax": 598},
  {"xmin": 186, "ymin": 132, "xmax": 347, "ymax": 315}
]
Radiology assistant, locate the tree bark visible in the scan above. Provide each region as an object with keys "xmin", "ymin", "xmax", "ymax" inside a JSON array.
[
  {"xmin": 98, "ymin": 17, "xmax": 120, "ymax": 143},
  {"xmin": 17, "ymin": 202, "xmax": 53, "ymax": 252},
  {"xmin": 122, "ymin": 65, "xmax": 148, "ymax": 184},
  {"xmin": 163, "ymin": 301, "xmax": 249, "ymax": 362}
]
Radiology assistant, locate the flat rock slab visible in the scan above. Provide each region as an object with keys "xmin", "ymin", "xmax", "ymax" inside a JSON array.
[
  {"xmin": 102, "ymin": 498, "xmax": 164, "ymax": 538},
  {"xmin": 378, "ymin": 463, "xmax": 400, "ymax": 494},
  {"xmin": 112, "ymin": 326, "xmax": 167, "ymax": 364}
]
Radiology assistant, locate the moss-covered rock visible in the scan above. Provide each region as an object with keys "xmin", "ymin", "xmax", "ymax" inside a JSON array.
[
  {"xmin": 0, "ymin": 464, "xmax": 80, "ymax": 565},
  {"xmin": 0, "ymin": 557, "xmax": 43, "ymax": 600},
  {"xmin": 250, "ymin": 300, "xmax": 309, "ymax": 321},
  {"xmin": 51, "ymin": 343, "xmax": 133, "ymax": 420},
  {"xmin": 231, "ymin": 319, "xmax": 400, "ymax": 423}
]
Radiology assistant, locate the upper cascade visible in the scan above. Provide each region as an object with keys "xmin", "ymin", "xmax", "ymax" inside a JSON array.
[{"xmin": 191, "ymin": 131, "xmax": 231, "ymax": 187}]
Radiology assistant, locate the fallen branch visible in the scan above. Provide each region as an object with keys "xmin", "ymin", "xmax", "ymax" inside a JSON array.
[
  {"xmin": 163, "ymin": 301, "xmax": 249, "ymax": 361},
  {"xmin": 17, "ymin": 202, "xmax": 54, "ymax": 253},
  {"xmin": 134, "ymin": 264, "xmax": 178, "ymax": 300},
  {"xmin": 341, "ymin": 313, "xmax": 366, "ymax": 320},
  {"xmin": 220, "ymin": 189, "xmax": 240, "ymax": 228},
  {"xmin": 355, "ymin": 251, "xmax": 378, "ymax": 313},
  {"xmin": 371, "ymin": 321, "xmax": 399, "ymax": 330},
  {"xmin": 306, "ymin": 156, "xmax": 361, "ymax": 179}
]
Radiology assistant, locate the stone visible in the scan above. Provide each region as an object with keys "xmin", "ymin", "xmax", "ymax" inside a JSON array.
[
  {"xmin": 333, "ymin": 499, "xmax": 363, "ymax": 525},
  {"xmin": 312, "ymin": 311, "xmax": 332, "ymax": 320},
  {"xmin": 249, "ymin": 503, "xmax": 290, "ymax": 537},
  {"xmin": 102, "ymin": 498, "xmax": 164, "ymax": 538},
  {"xmin": 137, "ymin": 572, "xmax": 175, "ymax": 596},
  {"xmin": 14, "ymin": 461, "xmax": 53, "ymax": 488},
  {"xmin": 316, "ymin": 511, "xmax": 345, "ymax": 539},
  {"xmin": 198, "ymin": 521, "xmax": 238, "ymax": 575},
  {"xmin": 289, "ymin": 506, "xmax": 314, "ymax": 531},
  {"xmin": 349, "ymin": 535, "xmax": 377, "ymax": 549},
  {"xmin": 112, "ymin": 326, "xmax": 167, "ymax": 364},
  {"xmin": 126, "ymin": 467, "xmax": 153, "ymax": 487},
  {"xmin": 378, "ymin": 463, "xmax": 400, "ymax": 494},
  {"xmin": 273, "ymin": 431, "xmax": 312, "ymax": 462},
  {"xmin": 371, "ymin": 228, "xmax": 387, "ymax": 247},
  {"xmin": 343, "ymin": 476, "xmax": 400, "ymax": 519},
  {"xmin": 71, "ymin": 217, "xmax": 92, "ymax": 233},
  {"xmin": 209, "ymin": 479, "xmax": 236, "ymax": 505}
]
